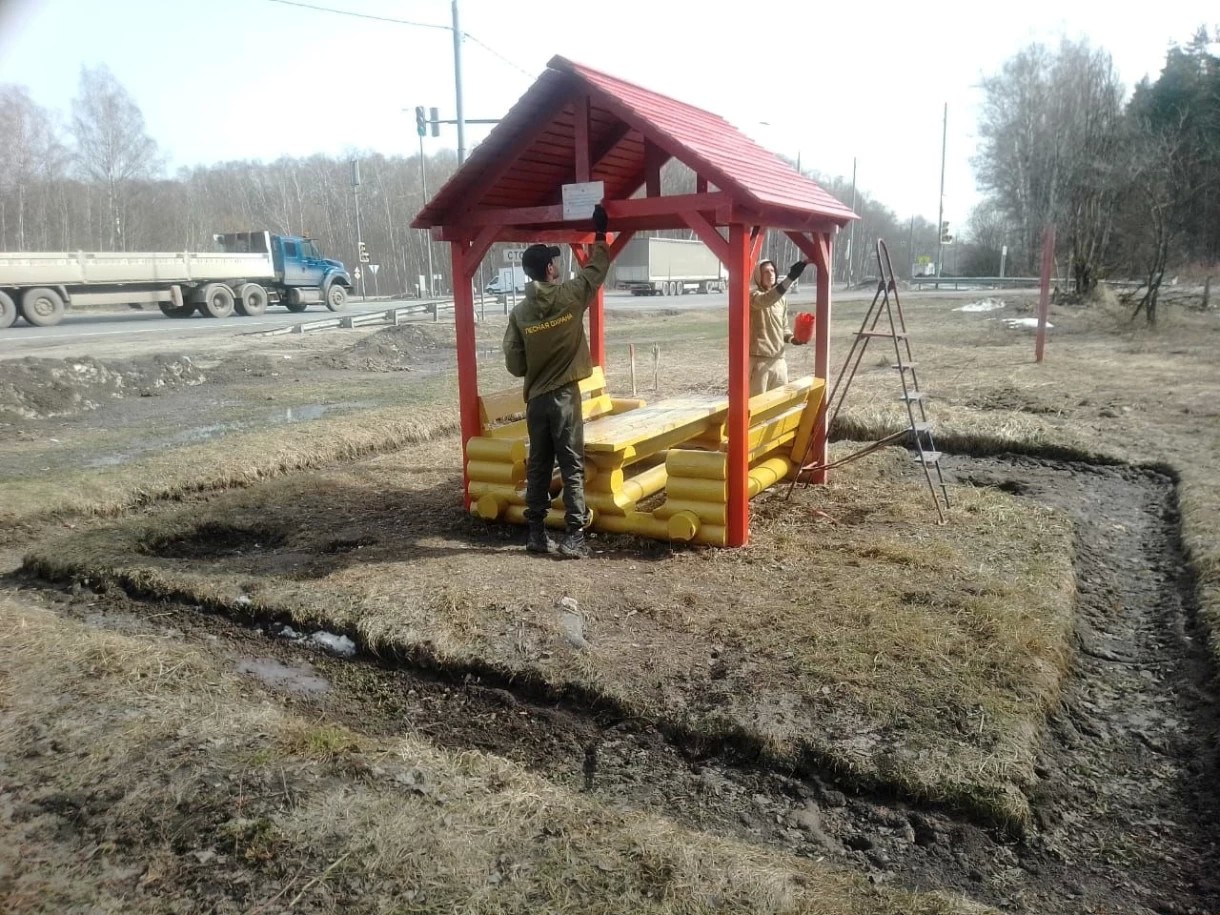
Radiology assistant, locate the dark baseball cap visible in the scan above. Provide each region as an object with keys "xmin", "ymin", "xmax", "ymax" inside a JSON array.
[{"xmin": 521, "ymin": 243, "xmax": 561, "ymax": 280}]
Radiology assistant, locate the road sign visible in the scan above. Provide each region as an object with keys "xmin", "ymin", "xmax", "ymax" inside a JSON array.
[
  {"xmin": 354, "ymin": 267, "xmax": 362, "ymax": 279},
  {"xmin": 504, "ymin": 247, "xmax": 526, "ymax": 264},
  {"xmin": 369, "ymin": 264, "xmax": 380, "ymax": 275}
]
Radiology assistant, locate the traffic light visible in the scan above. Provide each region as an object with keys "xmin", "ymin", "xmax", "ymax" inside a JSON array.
[
  {"xmin": 940, "ymin": 221, "xmax": 953, "ymax": 245},
  {"xmin": 415, "ymin": 106, "xmax": 426, "ymax": 137},
  {"xmin": 358, "ymin": 241, "xmax": 370, "ymax": 263},
  {"xmin": 429, "ymin": 106, "xmax": 440, "ymax": 138}
]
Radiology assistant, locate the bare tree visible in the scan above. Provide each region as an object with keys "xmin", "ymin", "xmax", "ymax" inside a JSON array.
[
  {"xmin": 1116, "ymin": 117, "xmax": 1192, "ymax": 325},
  {"xmin": 70, "ymin": 65, "xmax": 162, "ymax": 250},
  {"xmin": 0, "ymin": 86, "xmax": 65, "ymax": 250},
  {"xmin": 975, "ymin": 40, "xmax": 1125, "ymax": 287}
]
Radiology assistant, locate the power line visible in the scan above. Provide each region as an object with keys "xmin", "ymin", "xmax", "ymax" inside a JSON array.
[
  {"xmin": 464, "ymin": 32, "xmax": 533, "ymax": 78},
  {"xmin": 263, "ymin": 0, "xmax": 534, "ymax": 78},
  {"xmin": 262, "ymin": 0, "xmax": 449, "ymax": 30}
]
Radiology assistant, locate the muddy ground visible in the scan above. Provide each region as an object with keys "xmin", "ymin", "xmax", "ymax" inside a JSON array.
[{"xmin": 2, "ymin": 296, "xmax": 1219, "ymax": 913}]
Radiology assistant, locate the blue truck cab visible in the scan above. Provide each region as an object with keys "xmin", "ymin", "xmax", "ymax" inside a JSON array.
[{"xmin": 214, "ymin": 231, "xmax": 353, "ymax": 312}]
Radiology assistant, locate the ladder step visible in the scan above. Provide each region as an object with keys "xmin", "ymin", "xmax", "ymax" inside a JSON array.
[
  {"xmin": 860, "ymin": 331, "xmax": 907, "ymax": 339},
  {"xmin": 910, "ymin": 421, "xmax": 934, "ymax": 433},
  {"xmin": 912, "ymin": 451, "xmax": 942, "ymax": 464},
  {"xmin": 892, "ymin": 362, "xmax": 918, "ymax": 370}
]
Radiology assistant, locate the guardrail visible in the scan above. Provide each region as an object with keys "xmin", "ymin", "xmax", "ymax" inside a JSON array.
[
  {"xmin": 257, "ymin": 299, "xmax": 457, "ymax": 336},
  {"xmin": 908, "ymin": 276, "xmax": 1061, "ymax": 290}
]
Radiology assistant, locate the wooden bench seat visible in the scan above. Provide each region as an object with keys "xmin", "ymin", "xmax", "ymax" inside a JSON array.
[{"xmin": 477, "ymin": 367, "xmax": 644, "ymax": 438}]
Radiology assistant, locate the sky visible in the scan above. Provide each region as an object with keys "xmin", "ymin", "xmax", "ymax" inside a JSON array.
[{"xmin": 0, "ymin": 0, "xmax": 1215, "ymax": 230}]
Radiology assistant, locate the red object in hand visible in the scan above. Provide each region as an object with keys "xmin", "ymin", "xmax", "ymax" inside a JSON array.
[{"xmin": 792, "ymin": 311, "xmax": 815, "ymax": 345}]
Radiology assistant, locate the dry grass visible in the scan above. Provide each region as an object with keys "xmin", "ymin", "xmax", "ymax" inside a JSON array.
[
  {"xmin": 818, "ymin": 292, "xmax": 1220, "ymax": 671},
  {"xmin": 7, "ymin": 290, "xmax": 1220, "ymax": 864},
  {"xmin": 0, "ymin": 593, "xmax": 995, "ymax": 915},
  {"xmin": 0, "ymin": 402, "xmax": 458, "ymax": 529},
  {"xmin": 23, "ymin": 437, "xmax": 1076, "ymax": 830}
]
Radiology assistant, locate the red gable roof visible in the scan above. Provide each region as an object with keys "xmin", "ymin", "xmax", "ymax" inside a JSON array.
[{"xmin": 412, "ymin": 56, "xmax": 856, "ymax": 232}]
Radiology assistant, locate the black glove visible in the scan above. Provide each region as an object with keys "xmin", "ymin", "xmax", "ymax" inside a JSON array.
[
  {"xmin": 592, "ymin": 204, "xmax": 608, "ymax": 238},
  {"xmin": 787, "ymin": 261, "xmax": 808, "ymax": 282}
]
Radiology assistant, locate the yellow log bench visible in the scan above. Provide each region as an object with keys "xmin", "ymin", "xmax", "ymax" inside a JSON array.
[
  {"xmin": 468, "ymin": 367, "xmax": 646, "ymax": 522},
  {"xmin": 653, "ymin": 376, "xmax": 825, "ymax": 545},
  {"xmin": 470, "ymin": 372, "xmax": 825, "ymax": 546}
]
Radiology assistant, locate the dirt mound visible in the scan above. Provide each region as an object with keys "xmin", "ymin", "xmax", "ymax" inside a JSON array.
[
  {"xmin": 321, "ymin": 324, "xmax": 452, "ymax": 372},
  {"xmin": 0, "ymin": 354, "xmax": 205, "ymax": 420}
]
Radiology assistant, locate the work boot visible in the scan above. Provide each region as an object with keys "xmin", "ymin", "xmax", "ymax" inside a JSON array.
[
  {"xmin": 557, "ymin": 529, "xmax": 589, "ymax": 559},
  {"xmin": 526, "ymin": 521, "xmax": 552, "ymax": 555}
]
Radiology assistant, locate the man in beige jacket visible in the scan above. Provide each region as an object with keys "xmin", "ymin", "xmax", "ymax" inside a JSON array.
[
  {"xmin": 503, "ymin": 205, "xmax": 610, "ymax": 559},
  {"xmin": 749, "ymin": 258, "xmax": 809, "ymax": 395}
]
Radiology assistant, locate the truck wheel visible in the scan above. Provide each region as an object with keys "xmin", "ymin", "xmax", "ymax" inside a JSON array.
[
  {"xmin": 199, "ymin": 283, "xmax": 235, "ymax": 318},
  {"xmin": 0, "ymin": 291, "xmax": 16, "ymax": 329},
  {"xmin": 159, "ymin": 301, "xmax": 195, "ymax": 318},
  {"xmin": 236, "ymin": 283, "xmax": 268, "ymax": 316},
  {"xmin": 324, "ymin": 283, "xmax": 348, "ymax": 312},
  {"xmin": 20, "ymin": 287, "xmax": 65, "ymax": 327}
]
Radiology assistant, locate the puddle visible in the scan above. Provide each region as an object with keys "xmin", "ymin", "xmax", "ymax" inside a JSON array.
[
  {"xmin": 78, "ymin": 403, "xmax": 373, "ymax": 469},
  {"xmin": 235, "ymin": 657, "xmax": 331, "ymax": 697},
  {"xmin": 170, "ymin": 422, "xmax": 240, "ymax": 443}
]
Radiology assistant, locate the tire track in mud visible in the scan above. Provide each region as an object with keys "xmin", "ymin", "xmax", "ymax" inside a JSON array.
[
  {"xmin": 949, "ymin": 456, "xmax": 1220, "ymax": 915},
  {"xmin": 12, "ymin": 454, "xmax": 1220, "ymax": 915}
]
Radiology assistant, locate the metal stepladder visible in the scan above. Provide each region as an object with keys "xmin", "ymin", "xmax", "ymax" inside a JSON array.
[{"xmin": 788, "ymin": 239, "xmax": 950, "ymax": 523}]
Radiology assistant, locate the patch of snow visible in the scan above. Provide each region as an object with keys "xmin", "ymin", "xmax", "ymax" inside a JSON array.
[
  {"xmin": 1003, "ymin": 318, "xmax": 1053, "ymax": 329},
  {"xmin": 310, "ymin": 631, "xmax": 357, "ymax": 657},
  {"xmin": 955, "ymin": 298, "xmax": 1006, "ymax": 312}
]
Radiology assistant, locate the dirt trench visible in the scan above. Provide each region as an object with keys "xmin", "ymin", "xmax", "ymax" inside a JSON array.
[{"xmin": 12, "ymin": 452, "xmax": 1220, "ymax": 915}]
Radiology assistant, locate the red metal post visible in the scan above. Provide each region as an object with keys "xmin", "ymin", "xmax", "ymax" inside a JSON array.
[
  {"xmin": 1036, "ymin": 226, "xmax": 1055, "ymax": 363},
  {"xmin": 726, "ymin": 223, "xmax": 751, "ymax": 546},
  {"xmin": 451, "ymin": 241, "xmax": 481, "ymax": 509},
  {"xmin": 812, "ymin": 232, "xmax": 833, "ymax": 484}
]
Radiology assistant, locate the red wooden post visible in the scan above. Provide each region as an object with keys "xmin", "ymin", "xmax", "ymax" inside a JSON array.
[
  {"xmin": 750, "ymin": 226, "xmax": 765, "ymax": 265},
  {"xmin": 570, "ymin": 242, "xmax": 605, "ymax": 368},
  {"xmin": 591, "ymin": 281, "xmax": 606, "ymax": 368},
  {"xmin": 812, "ymin": 232, "xmax": 833, "ymax": 483},
  {"xmin": 1036, "ymin": 226, "xmax": 1055, "ymax": 363},
  {"xmin": 726, "ymin": 223, "xmax": 751, "ymax": 546},
  {"xmin": 451, "ymin": 241, "xmax": 481, "ymax": 509},
  {"xmin": 574, "ymin": 93, "xmax": 591, "ymax": 183}
]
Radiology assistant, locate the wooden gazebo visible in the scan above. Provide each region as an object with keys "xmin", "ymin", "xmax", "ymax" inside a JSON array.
[{"xmin": 412, "ymin": 56, "xmax": 857, "ymax": 547}]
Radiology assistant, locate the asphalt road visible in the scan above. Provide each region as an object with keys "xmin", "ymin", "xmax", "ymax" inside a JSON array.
[{"xmin": 0, "ymin": 286, "xmax": 1021, "ymax": 359}]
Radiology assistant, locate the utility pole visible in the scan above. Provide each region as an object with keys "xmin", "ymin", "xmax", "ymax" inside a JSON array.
[
  {"xmin": 452, "ymin": 0, "xmax": 467, "ymax": 164},
  {"xmin": 935, "ymin": 102, "xmax": 947, "ymax": 289},
  {"xmin": 908, "ymin": 215, "xmax": 915, "ymax": 280},
  {"xmin": 351, "ymin": 159, "xmax": 366, "ymax": 301},
  {"xmin": 418, "ymin": 132, "xmax": 435, "ymax": 297},
  {"xmin": 846, "ymin": 157, "xmax": 857, "ymax": 288}
]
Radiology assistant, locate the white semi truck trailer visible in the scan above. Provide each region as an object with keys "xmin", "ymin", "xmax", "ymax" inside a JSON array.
[
  {"xmin": 616, "ymin": 236, "xmax": 727, "ymax": 296},
  {"xmin": 0, "ymin": 230, "xmax": 353, "ymax": 329}
]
